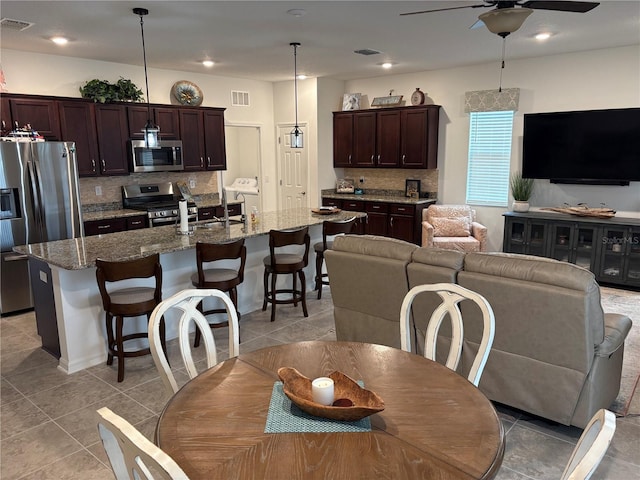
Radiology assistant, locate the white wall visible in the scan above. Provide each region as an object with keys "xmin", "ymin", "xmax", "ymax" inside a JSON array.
[
  {"xmin": 344, "ymin": 45, "xmax": 640, "ymax": 250},
  {"xmin": 1, "ymin": 48, "xmax": 279, "ymax": 206}
]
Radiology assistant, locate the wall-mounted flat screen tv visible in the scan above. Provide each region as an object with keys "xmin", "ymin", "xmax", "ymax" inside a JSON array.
[{"xmin": 522, "ymin": 107, "xmax": 640, "ymax": 185}]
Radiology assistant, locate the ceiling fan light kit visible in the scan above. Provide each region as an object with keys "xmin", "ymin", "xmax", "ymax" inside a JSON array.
[
  {"xmin": 401, "ymin": 1, "xmax": 600, "ymax": 37},
  {"xmin": 479, "ymin": 7, "xmax": 532, "ymax": 37}
]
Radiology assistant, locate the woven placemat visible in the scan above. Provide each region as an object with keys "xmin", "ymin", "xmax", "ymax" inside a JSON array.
[{"xmin": 264, "ymin": 381, "xmax": 372, "ymax": 433}]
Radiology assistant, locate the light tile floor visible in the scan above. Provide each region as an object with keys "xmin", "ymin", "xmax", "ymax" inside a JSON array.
[{"xmin": 1, "ymin": 290, "xmax": 638, "ymax": 479}]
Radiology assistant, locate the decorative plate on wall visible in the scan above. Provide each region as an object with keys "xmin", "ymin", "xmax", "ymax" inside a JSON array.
[{"xmin": 171, "ymin": 80, "xmax": 203, "ymax": 106}]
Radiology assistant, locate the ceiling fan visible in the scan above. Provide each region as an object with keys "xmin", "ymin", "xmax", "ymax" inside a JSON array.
[{"xmin": 401, "ymin": 1, "xmax": 600, "ymax": 37}]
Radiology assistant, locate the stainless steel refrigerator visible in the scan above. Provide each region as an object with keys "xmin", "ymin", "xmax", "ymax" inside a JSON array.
[{"xmin": 0, "ymin": 141, "xmax": 83, "ymax": 315}]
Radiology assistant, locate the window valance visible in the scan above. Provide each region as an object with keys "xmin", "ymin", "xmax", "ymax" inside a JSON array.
[{"xmin": 464, "ymin": 88, "xmax": 520, "ymax": 113}]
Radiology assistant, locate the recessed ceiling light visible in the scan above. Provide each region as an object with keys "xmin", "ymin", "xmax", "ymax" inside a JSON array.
[
  {"xmin": 381, "ymin": 62, "xmax": 393, "ymax": 69},
  {"xmin": 297, "ymin": 74, "xmax": 307, "ymax": 80},
  {"xmin": 51, "ymin": 36, "xmax": 68, "ymax": 45},
  {"xmin": 287, "ymin": 9, "xmax": 306, "ymax": 17},
  {"xmin": 202, "ymin": 60, "xmax": 215, "ymax": 67},
  {"xmin": 535, "ymin": 32, "xmax": 551, "ymax": 41}
]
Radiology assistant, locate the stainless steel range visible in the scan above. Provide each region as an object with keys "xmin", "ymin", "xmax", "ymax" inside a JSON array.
[{"xmin": 122, "ymin": 183, "xmax": 197, "ymax": 227}]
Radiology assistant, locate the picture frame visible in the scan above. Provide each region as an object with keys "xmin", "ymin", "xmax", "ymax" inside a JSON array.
[
  {"xmin": 342, "ymin": 93, "xmax": 361, "ymax": 111},
  {"xmin": 371, "ymin": 95, "xmax": 403, "ymax": 107},
  {"xmin": 405, "ymin": 179, "xmax": 421, "ymax": 198}
]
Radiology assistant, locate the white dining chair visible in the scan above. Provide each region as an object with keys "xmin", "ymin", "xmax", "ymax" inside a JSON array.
[
  {"xmin": 97, "ymin": 407, "xmax": 190, "ymax": 480},
  {"xmin": 561, "ymin": 409, "xmax": 616, "ymax": 480},
  {"xmin": 400, "ymin": 282, "xmax": 495, "ymax": 387},
  {"xmin": 149, "ymin": 288, "xmax": 240, "ymax": 395}
]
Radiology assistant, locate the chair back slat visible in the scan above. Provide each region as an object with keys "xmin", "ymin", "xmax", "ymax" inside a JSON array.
[
  {"xmin": 97, "ymin": 407, "xmax": 190, "ymax": 480},
  {"xmin": 149, "ymin": 289, "xmax": 240, "ymax": 395},
  {"xmin": 400, "ymin": 282, "xmax": 495, "ymax": 387},
  {"xmin": 322, "ymin": 217, "xmax": 356, "ymax": 250}
]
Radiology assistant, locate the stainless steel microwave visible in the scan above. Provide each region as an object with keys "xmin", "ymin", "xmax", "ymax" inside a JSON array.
[{"xmin": 130, "ymin": 140, "xmax": 183, "ymax": 173}]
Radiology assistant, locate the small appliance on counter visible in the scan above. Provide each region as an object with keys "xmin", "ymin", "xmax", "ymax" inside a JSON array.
[{"xmin": 336, "ymin": 178, "xmax": 355, "ymax": 194}]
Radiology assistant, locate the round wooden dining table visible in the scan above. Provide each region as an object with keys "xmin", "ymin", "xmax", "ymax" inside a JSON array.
[{"xmin": 156, "ymin": 341, "xmax": 505, "ymax": 479}]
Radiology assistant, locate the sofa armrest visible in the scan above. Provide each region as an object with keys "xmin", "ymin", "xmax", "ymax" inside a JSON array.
[
  {"xmin": 422, "ymin": 221, "xmax": 434, "ymax": 247},
  {"xmin": 595, "ymin": 313, "xmax": 632, "ymax": 357},
  {"xmin": 471, "ymin": 222, "xmax": 488, "ymax": 252}
]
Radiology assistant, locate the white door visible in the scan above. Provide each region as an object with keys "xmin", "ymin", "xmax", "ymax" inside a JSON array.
[{"xmin": 278, "ymin": 125, "xmax": 308, "ymax": 209}]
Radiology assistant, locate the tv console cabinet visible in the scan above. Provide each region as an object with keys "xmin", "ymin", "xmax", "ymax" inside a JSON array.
[{"xmin": 503, "ymin": 211, "xmax": 640, "ymax": 289}]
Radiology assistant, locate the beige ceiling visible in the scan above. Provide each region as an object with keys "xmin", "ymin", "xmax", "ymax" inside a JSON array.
[{"xmin": 1, "ymin": 1, "xmax": 639, "ymax": 82}]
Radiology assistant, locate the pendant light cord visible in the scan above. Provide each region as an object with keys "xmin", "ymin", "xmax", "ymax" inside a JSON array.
[
  {"xmin": 499, "ymin": 37, "xmax": 506, "ymax": 93},
  {"xmin": 137, "ymin": 11, "xmax": 152, "ymax": 124},
  {"xmin": 292, "ymin": 43, "xmax": 300, "ymax": 128}
]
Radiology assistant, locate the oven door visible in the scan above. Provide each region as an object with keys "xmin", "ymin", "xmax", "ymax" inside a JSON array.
[{"xmin": 150, "ymin": 213, "xmax": 197, "ymax": 227}]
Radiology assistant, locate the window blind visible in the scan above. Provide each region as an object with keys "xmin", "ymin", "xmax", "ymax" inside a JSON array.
[{"xmin": 465, "ymin": 111, "xmax": 514, "ymax": 207}]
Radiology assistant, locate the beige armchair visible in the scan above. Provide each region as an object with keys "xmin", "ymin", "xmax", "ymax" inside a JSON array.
[{"xmin": 422, "ymin": 204, "xmax": 487, "ymax": 252}]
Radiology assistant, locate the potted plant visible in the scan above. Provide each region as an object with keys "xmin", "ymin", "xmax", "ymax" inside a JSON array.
[
  {"xmin": 79, "ymin": 77, "xmax": 143, "ymax": 103},
  {"xmin": 79, "ymin": 79, "xmax": 117, "ymax": 103},
  {"xmin": 510, "ymin": 172, "xmax": 534, "ymax": 212},
  {"xmin": 115, "ymin": 77, "xmax": 143, "ymax": 102}
]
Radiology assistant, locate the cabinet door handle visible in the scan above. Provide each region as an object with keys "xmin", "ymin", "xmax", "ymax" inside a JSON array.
[
  {"xmin": 371, "ymin": 155, "xmax": 375, "ymax": 162},
  {"xmin": 390, "ymin": 217, "xmax": 394, "ymax": 227},
  {"xmin": 91, "ymin": 159, "xmax": 96, "ymax": 172},
  {"xmin": 377, "ymin": 155, "xmax": 380, "ymax": 161},
  {"xmin": 207, "ymin": 157, "xmax": 211, "ymax": 167},
  {"xmin": 348, "ymin": 154, "xmax": 352, "ymax": 162},
  {"xmin": 101, "ymin": 159, "xmax": 106, "ymax": 171},
  {"xmin": 402, "ymin": 154, "xmax": 406, "ymax": 163},
  {"xmin": 98, "ymin": 224, "xmax": 111, "ymax": 230},
  {"xmin": 200, "ymin": 157, "xmax": 204, "ymax": 168}
]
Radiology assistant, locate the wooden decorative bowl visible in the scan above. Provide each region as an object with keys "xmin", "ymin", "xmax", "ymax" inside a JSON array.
[{"xmin": 277, "ymin": 367, "xmax": 385, "ymax": 421}]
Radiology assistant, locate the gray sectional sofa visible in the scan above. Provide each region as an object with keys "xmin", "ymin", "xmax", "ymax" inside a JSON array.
[{"xmin": 324, "ymin": 234, "xmax": 632, "ymax": 428}]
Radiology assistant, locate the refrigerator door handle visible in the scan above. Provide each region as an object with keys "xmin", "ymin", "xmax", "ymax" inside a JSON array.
[
  {"xmin": 26, "ymin": 157, "xmax": 46, "ymax": 239},
  {"xmin": 4, "ymin": 253, "xmax": 29, "ymax": 261}
]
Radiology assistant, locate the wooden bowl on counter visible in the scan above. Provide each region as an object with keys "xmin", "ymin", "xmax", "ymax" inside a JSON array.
[{"xmin": 277, "ymin": 367, "xmax": 385, "ymax": 421}]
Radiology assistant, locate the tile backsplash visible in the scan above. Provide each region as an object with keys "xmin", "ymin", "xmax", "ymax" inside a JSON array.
[
  {"xmin": 340, "ymin": 168, "xmax": 438, "ymax": 196},
  {"xmin": 80, "ymin": 171, "xmax": 219, "ymax": 208}
]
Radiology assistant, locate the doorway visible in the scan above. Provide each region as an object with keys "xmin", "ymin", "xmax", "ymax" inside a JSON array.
[
  {"xmin": 224, "ymin": 124, "xmax": 263, "ymax": 215},
  {"xmin": 277, "ymin": 124, "xmax": 308, "ymax": 209}
]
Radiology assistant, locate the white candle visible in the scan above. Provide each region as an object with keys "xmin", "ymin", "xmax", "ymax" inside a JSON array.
[
  {"xmin": 179, "ymin": 199, "xmax": 189, "ymax": 234},
  {"xmin": 311, "ymin": 377, "xmax": 334, "ymax": 406}
]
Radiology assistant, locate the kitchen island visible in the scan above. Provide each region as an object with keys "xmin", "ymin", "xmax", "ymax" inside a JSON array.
[{"xmin": 14, "ymin": 208, "xmax": 364, "ymax": 374}]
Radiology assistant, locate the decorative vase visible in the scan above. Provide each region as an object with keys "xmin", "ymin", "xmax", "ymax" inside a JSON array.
[{"xmin": 512, "ymin": 201, "xmax": 530, "ymax": 213}]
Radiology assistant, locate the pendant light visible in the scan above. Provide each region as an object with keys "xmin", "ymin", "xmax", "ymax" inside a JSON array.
[
  {"xmin": 290, "ymin": 42, "xmax": 303, "ymax": 149},
  {"xmin": 133, "ymin": 7, "xmax": 159, "ymax": 148}
]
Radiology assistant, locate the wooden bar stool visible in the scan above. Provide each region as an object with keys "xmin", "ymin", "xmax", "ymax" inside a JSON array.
[
  {"xmin": 314, "ymin": 217, "xmax": 356, "ymax": 299},
  {"xmin": 262, "ymin": 227, "xmax": 310, "ymax": 322},
  {"xmin": 191, "ymin": 239, "xmax": 246, "ymax": 347},
  {"xmin": 95, "ymin": 254, "xmax": 164, "ymax": 383}
]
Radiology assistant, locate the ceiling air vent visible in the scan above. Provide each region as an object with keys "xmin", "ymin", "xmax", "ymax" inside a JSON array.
[
  {"xmin": 231, "ymin": 90, "xmax": 250, "ymax": 107},
  {"xmin": 354, "ymin": 49, "xmax": 381, "ymax": 56},
  {"xmin": 0, "ymin": 18, "xmax": 34, "ymax": 31}
]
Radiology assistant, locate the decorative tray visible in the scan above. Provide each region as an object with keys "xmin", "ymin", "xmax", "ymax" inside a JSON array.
[
  {"xmin": 540, "ymin": 205, "xmax": 616, "ymax": 219},
  {"xmin": 277, "ymin": 367, "xmax": 384, "ymax": 421},
  {"xmin": 311, "ymin": 207, "xmax": 342, "ymax": 215}
]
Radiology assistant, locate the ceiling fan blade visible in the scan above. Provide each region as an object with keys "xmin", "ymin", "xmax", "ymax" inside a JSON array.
[
  {"xmin": 400, "ymin": 4, "xmax": 487, "ymax": 16},
  {"xmin": 521, "ymin": 1, "xmax": 599, "ymax": 13},
  {"xmin": 470, "ymin": 18, "xmax": 486, "ymax": 29}
]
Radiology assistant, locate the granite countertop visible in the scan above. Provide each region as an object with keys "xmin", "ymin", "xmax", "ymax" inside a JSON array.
[
  {"xmin": 15, "ymin": 208, "xmax": 365, "ymax": 270},
  {"xmin": 322, "ymin": 191, "xmax": 436, "ymax": 206}
]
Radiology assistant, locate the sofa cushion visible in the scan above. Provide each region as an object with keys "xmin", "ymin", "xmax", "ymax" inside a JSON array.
[
  {"xmin": 431, "ymin": 217, "xmax": 471, "ymax": 237},
  {"xmin": 332, "ymin": 234, "xmax": 416, "ymax": 261},
  {"xmin": 433, "ymin": 237, "xmax": 481, "ymax": 252}
]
